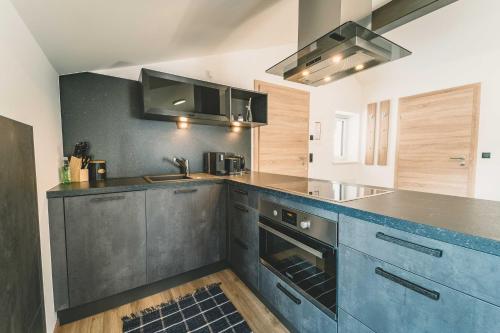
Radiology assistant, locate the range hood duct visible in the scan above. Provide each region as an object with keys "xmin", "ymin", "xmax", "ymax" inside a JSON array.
[{"xmin": 267, "ymin": 0, "xmax": 411, "ymax": 86}]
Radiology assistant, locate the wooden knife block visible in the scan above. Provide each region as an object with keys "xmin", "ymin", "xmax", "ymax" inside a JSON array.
[{"xmin": 69, "ymin": 156, "xmax": 88, "ymax": 182}]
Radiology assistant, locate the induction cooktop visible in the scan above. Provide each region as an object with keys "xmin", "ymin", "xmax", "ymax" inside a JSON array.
[{"xmin": 268, "ymin": 179, "xmax": 393, "ymax": 203}]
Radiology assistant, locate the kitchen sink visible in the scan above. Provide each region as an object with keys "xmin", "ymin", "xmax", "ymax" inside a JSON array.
[{"xmin": 144, "ymin": 174, "xmax": 193, "ymax": 183}]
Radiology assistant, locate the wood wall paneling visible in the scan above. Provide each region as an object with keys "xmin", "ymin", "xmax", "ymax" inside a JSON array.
[
  {"xmin": 365, "ymin": 103, "xmax": 377, "ymax": 165},
  {"xmin": 377, "ymin": 100, "xmax": 391, "ymax": 166}
]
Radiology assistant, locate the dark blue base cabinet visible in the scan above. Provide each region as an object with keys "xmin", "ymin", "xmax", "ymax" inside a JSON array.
[
  {"xmin": 339, "ymin": 245, "xmax": 500, "ymax": 333},
  {"xmin": 259, "ymin": 264, "xmax": 337, "ymax": 333},
  {"xmin": 338, "ymin": 309, "xmax": 374, "ymax": 333}
]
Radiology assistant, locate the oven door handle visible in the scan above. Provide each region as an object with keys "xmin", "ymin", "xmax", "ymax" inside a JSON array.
[{"xmin": 258, "ymin": 222, "xmax": 324, "ymax": 259}]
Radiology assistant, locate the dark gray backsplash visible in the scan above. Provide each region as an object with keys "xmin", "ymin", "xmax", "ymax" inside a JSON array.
[{"xmin": 59, "ymin": 72, "xmax": 251, "ymax": 178}]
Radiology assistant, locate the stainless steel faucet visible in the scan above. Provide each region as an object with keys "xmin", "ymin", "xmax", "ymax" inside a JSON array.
[{"xmin": 173, "ymin": 157, "xmax": 190, "ymax": 176}]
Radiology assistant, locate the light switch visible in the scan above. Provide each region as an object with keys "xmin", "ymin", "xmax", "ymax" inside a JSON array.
[{"xmin": 482, "ymin": 152, "xmax": 491, "ymax": 159}]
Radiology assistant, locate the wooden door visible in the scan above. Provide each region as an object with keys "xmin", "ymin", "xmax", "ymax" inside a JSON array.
[
  {"xmin": 253, "ymin": 81, "xmax": 310, "ymax": 177},
  {"xmin": 395, "ymin": 84, "xmax": 480, "ymax": 196}
]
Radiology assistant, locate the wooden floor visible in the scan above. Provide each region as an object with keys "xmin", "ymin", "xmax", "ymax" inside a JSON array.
[{"xmin": 54, "ymin": 269, "xmax": 289, "ymax": 333}]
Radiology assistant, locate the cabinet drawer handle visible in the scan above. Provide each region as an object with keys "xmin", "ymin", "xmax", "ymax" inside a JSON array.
[
  {"xmin": 276, "ymin": 283, "xmax": 301, "ymax": 305},
  {"xmin": 233, "ymin": 237, "xmax": 248, "ymax": 250},
  {"xmin": 174, "ymin": 188, "xmax": 198, "ymax": 194},
  {"xmin": 90, "ymin": 195, "xmax": 125, "ymax": 203},
  {"xmin": 234, "ymin": 189, "xmax": 248, "ymax": 196},
  {"xmin": 376, "ymin": 232, "xmax": 443, "ymax": 258},
  {"xmin": 375, "ymin": 267, "xmax": 440, "ymax": 301},
  {"xmin": 234, "ymin": 204, "xmax": 248, "ymax": 213}
]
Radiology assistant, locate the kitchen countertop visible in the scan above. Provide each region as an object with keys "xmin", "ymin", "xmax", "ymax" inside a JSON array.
[{"xmin": 47, "ymin": 172, "xmax": 500, "ymax": 257}]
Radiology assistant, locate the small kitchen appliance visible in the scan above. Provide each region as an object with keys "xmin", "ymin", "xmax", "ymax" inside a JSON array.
[
  {"xmin": 203, "ymin": 152, "xmax": 227, "ymax": 176},
  {"xmin": 224, "ymin": 157, "xmax": 240, "ymax": 175}
]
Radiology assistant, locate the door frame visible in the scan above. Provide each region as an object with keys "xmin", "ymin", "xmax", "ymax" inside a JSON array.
[{"xmin": 394, "ymin": 83, "xmax": 481, "ymax": 196}]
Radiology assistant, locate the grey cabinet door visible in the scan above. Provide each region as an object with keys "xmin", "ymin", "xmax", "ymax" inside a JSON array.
[
  {"xmin": 339, "ymin": 245, "xmax": 500, "ymax": 333},
  {"xmin": 65, "ymin": 191, "xmax": 147, "ymax": 307},
  {"xmin": 259, "ymin": 264, "xmax": 336, "ymax": 333},
  {"xmin": 228, "ymin": 202, "xmax": 259, "ymax": 289},
  {"xmin": 338, "ymin": 309, "xmax": 374, "ymax": 333},
  {"xmin": 146, "ymin": 184, "xmax": 226, "ymax": 283}
]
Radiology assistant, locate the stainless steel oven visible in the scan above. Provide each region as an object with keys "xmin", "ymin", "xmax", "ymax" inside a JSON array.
[{"xmin": 259, "ymin": 199, "xmax": 338, "ymax": 319}]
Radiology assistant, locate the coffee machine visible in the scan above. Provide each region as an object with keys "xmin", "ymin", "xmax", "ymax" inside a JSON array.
[
  {"xmin": 204, "ymin": 152, "xmax": 246, "ymax": 175},
  {"xmin": 203, "ymin": 152, "xmax": 227, "ymax": 175},
  {"xmin": 225, "ymin": 153, "xmax": 246, "ymax": 175}
]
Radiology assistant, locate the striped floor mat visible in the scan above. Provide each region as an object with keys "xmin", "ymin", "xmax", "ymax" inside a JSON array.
[{"xmin": 122, "ymin": 283, "xmax": 252, "ymax": 333}]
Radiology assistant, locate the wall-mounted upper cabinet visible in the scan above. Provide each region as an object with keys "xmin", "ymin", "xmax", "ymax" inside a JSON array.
[
  {"xmin": 140, "ymin": 68, "xmax": 230, "ymax": 126},
  {"xmin": 140, "ymin": 68, "xmax": 267, "ymax": 128}
]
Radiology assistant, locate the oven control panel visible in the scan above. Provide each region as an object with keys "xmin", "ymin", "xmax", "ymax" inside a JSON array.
[
  {"xmin": 259, "ymin": 199, "xmax": 337, "ymax": 247},
  {"xmin": 282, "ymin": 209, "xmax": 297, "ymax": 226}
]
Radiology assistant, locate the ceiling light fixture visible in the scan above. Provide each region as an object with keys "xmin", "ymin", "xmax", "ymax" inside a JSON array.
[
  {"xmin": 323, "ymin": 77, "xmax": 331, "ymax": 82},
  {"xmin": 173, "ymin": 99, "xmax": 187, "ymax": 106},
  {"xmin": 332, "ymin": 55, "xmax": 342, "ymax": 63},
  {"xmin": 355, "ymin": 64, "xmax": 365, "ymax": 71},
  {"xmin": 302, "ymin": 70, "xmax": 310, "ymax": 76}
]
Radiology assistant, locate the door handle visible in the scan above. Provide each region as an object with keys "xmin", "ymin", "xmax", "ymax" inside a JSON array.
[
  {"xmin": 233, "ymin": 189, "xmax": 248, "ymax": 196},
  {"xmin": 258, "ymin": 222, "xmax": 324, "ymax": 259},
  {"xmin": 376, "ymin": 232, "xmax": 443, "ymax": 257},
  {"xmin": 174, "ymin": 188, "xmax": 198, "ymax": 194},
  {"xmin": 90, "ymin": 195, "xmax": 125, "ymax": 203},
  {"xmin": 276, "ymin": 283, "xmax": 301, "ymax": 305},
  {"xmin": 375, "ymin": 267, "xmax": 440, "ymax": 301},
  {"xmin": 449, "ymin": 157, "xmax": 466, "ymax": 166},
  {"xmin": 234, "ymin": 203, "xmax": 248, "ymax": 213}
]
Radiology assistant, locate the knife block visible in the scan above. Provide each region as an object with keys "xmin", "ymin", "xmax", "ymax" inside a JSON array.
[{"xmin": 69, "ymin": 156, "xmax": 82, "ymax": 182}]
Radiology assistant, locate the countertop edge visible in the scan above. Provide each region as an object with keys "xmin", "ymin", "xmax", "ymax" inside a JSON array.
[{"xmin": 46, "ymin": 176, "xmax": 500, "ymax": 257}]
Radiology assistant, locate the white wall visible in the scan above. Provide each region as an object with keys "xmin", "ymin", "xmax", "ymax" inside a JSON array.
[
  {"xmin": 96, "ymin": 44, "xmax": 301, "ymax": 90},
  {"xmin": 357, "ymin": 0, "xmax": 500, "ymax": 200},
  {"xmin": 310, "ymin": 0, "xmax": 500, "ymax": 201},
  {"xmin": 308, "ymin": 77, "xmax": 364, "ymax": 183},
  {"xmin": 0, "ymin": 0, "xmax": 63, "ymax": 330}
]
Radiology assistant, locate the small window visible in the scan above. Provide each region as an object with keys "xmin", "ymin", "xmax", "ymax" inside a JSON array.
[{"xmin": 334, "ymin": 112, "xmax": 360, "ymax": 163}]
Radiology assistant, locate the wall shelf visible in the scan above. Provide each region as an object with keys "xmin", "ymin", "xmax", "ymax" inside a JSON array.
[{"xmin": 229, "ymin": 87, "xmax": 268, "ymax": 127}]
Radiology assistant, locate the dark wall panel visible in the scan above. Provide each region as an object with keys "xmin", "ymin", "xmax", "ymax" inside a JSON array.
[
  {"xmin": 0, "ymin": 115, "xmax": 45, "ymax": 333},
  {"xmin": 59, "ymin": 72, "xmax": 251, "ymax": 178}
]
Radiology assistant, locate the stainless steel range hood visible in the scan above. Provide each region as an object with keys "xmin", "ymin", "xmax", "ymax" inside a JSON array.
[{"xmin": 266, "ymin": 0, "xmax": 411, "ymax": 86}]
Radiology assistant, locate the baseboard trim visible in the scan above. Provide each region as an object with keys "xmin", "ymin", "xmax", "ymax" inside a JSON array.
[{"xmin": 57, "ymin": 261, "xmax": 228, "ymax": 325}]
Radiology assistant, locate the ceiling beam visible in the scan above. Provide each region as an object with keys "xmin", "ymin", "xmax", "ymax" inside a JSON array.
[{"xmin": 372, "ymin": 0, "xmax": 458, "ymax": 34}]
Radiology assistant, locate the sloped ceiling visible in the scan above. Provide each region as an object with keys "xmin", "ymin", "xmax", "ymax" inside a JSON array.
[{"xmin": 10, "ymin": 0, "xmax": 298, "ymax": 74}]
